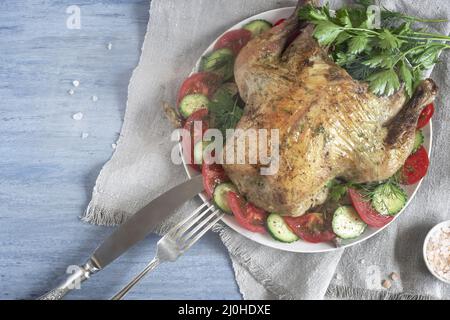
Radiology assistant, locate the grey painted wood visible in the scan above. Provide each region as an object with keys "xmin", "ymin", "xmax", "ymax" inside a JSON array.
[{"xmin": 0, "ymin": 0, "xmax": 240, "ymax": 300}]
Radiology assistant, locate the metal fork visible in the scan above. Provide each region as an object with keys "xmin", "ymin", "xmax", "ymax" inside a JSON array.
[{"xmin": 111, "ymin": 201, "xmax": 223, "ymax": 300}]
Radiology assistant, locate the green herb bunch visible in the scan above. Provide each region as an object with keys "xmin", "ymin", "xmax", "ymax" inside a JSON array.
[
  {"xmin": 299, "ymin": 1, "xmax": 450, "ymax": 96},
  {"xmin": 208, "ymin": 89, "xmax": 243, "ymax": 138}
]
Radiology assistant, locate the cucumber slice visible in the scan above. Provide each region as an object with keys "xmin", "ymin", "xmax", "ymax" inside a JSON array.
[
  {"xmin": 213, "ymin": 183, "xmax": 237, "ymax": 214},
  {"xmin": 266, "ymin": 213, "xmax": 299, "ymax": 243},
  {"xmin": 200, "ymin": 48, "xmax": 235, "ymax": 81},
  {"xmin": 332, "ymin": 206, "xmax": 367, "ymax": 239},
  {"xmin": 372, "ymin": 183, "xmax": 407, "ymax": 216},
  {"xmin": 243, "ymin": 19, "xmax": 273, "ymax": 36},
  {"xmin": 413, "ymin": 130, "xmax": 424, "ymax": 153},
  {"xmin": 179, "ymin": 94, "xmax": 209, "ymax": 118}
]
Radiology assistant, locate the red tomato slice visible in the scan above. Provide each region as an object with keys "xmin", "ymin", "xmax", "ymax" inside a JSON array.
[
  {"xmin": 400, "ymin": 146, "xmax": 430, "ymax": 185},
  {"xmin": 182, "ymin": 109, "xmax": 209, "ymax": 172},
  {"xmin": 273, "ymin": 19, "xmax": 286, "ymax": 27},
  {"xmin": 202, "ymin": 163, "xmax": 229, "ymax": 198},
  {"xmin": 177, "ymin": 72, "xmax": 222, "ymax": 105},
  {"xmin": 417, "ymin": 103, "xmax": 435, "ymax": 129},
  {"xmin": 348, "ymin": 189, "xmax": 393, "ymax": 228},
  {"xmin": 227, "ymin": 192, "xmax": 268, "ymax": 233},
  {"xmin": 214, "ymin": 29, "xmax": 253, "ymax": 56},
  {"xmin": 284, "ymin": 213, "xmax": 336, "ymax": 243}
]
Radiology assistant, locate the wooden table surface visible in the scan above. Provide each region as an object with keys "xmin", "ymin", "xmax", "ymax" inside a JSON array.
[{"xmin": 0, "ymin": 0, "xmax": 240, "ymax": 300}]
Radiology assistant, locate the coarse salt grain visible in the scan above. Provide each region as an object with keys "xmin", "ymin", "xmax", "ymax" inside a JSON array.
[
  {"xmin": 72, "ymin": 80, "xmax": 80, "ymax": 87},
  {"xmin": 390, "ymin": 272, "xmax": 400, "ymax": 281},
  {"xmin": 68, "ymin": 89, "xmax": 75, "ymax": 95},
  {"xmin": 111, "ymin": 143, "xmax": 117, "ymax": 149},
  {"xmin": 382, "ymin": 279, "xmax": 392, "ymax": 289},
  {"xmin": 72, "ymin": 112, "xmax": 83, "ymax": 121},
  {"xmin": 81, "ymin": 133, "xmax": 89, "ymax": 139},
  {"xmin": 426, "ymin": 225, "xmax": 450, "ymax": 282},
  {"xmin": 107, "ymin": 42, "xmax": 113, "ymax": 50},
  {"xmin": 92, "ymin": 95, "xmax": 98, "ymax": 102}
]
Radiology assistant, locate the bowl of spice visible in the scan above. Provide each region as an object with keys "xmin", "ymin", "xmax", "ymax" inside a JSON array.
[{"xmin": 423, "ymin": 220, "xmax": 450, "ymax": 284}]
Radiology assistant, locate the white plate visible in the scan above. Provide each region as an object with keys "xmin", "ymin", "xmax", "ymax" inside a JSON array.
[{"xmin": 181, "ymin": 7, "xmax": 433, "ymax": 253}]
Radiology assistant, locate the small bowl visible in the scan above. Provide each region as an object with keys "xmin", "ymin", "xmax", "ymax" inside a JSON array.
[{"xmin": 423, "ymin": 220, "xmax": 450, "ymax": 284}]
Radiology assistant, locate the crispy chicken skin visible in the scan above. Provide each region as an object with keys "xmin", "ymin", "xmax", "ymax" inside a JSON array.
[{"xmin": 222, "ymin": 0, "xmax": 438, "ymax": 216}]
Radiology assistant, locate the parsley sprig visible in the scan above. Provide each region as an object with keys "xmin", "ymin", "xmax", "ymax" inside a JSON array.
[{"xmin": 299, "ymin": 2, "xmax": 450, "ymax": 96}]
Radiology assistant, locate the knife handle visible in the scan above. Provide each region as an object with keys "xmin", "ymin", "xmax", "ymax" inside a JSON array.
[{"xmin": 37, "ymin": 261, "xmax": 99, "ymax": 300}]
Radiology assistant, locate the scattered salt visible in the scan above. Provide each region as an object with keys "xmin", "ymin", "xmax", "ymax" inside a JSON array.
[
  {"xmin": 111, "ymin": 143, "xmax": 117, "ymax": 150},
  {"xmin": 72, "ymin": 112, "xmax": 83, "ymax": 121},
  {"xmin": 335, "ymin": 274, "xmax": 342, "ymax": 281},
  {"xmin": 81, "ymin": 133, "xmax": 89, "ymax": 139},
  {"xmin": 68, "ymin": 89, "xmax": 75, "ymax": 95},
  {"xmin": 91, "ymin": 95, "xmax": 98, "ymax": 102},
  {"xmin": 107, "ymin": 42, "xmax": 113, "ymax": 50},
  {"xmin": 72, "ymin": 80, "xmax": 80, "ymax": 87}
]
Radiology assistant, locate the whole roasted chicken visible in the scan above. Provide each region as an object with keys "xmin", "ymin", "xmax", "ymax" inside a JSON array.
[{"xmin": 222, "ymin": 0, "xmax": 438, "ymax": 216}]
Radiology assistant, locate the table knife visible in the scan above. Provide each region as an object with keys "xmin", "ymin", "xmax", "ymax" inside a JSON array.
[{"xmin": 38, "ymin": 175, "xmax": 204, "ymax": 300}]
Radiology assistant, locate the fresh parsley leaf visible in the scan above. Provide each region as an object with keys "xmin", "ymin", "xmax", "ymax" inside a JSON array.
[
  {"xmin": 399, "ymin": 60, "xmax": 413, "ymax": 96},
  {"xmin": 377, "ymin": 29, "xmax": 404, "ymax": 50},
  {"xmin": 336, "ymin": 8, "xmax": 353, "ymax": 28},
  {"xmin": 335, "ymin": 31, "xmax": 352, "ymax": 45},
  {"xmin": 367, "ymin": 69, "xmax": 400, "ymax": 96},
  {"xmin": 348, "ymin": 35, "xmax": 370, "ymax": 54},
  {"xmin": 362, "ymin": 53, "xmax": 396, "ymax": 69},
  {"xmin": 412, "ymin": 45, "xmax": 442, "ymax": 69},
  {"xmin": 313, "ymin": 21, "xmax": 343, "ymax": 46},
  {"xmin": 327, "ymin": 180, "xmax": 356, "ymax": 202}
]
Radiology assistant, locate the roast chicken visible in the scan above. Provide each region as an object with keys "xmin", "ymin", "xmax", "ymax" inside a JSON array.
[{"xmin": 222, "ymin": 0, "xmax": 438, "ymax": 216}]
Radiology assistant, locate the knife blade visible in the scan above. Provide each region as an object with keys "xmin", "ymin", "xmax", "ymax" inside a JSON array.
[
  {"xmin": 38, "ymin": 174, "xmax": 204, "ymax": 300},
  {"xmin": 91, "ymin": 174, "xmax": 204, "ymax": 269}
]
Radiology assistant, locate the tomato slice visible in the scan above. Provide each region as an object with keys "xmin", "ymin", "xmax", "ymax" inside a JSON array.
[
  {"xmin": 227, "ymin": 192, "xmax": 268, "ymax": 233},
  {"xmin": 273, "ymin": 19, "xmax": 286, "ymax": 27},
  {"xmin": 177, "ymin": 72, "xmax": 222, "ymax": 105},
  {"xmin": 399, "ymin": 146, "xmax": 430, "ymax": 185},
  {"xmin": 348, "ymin": 189, "xmax": 393, "ymax": 228},
  {"xmin": 283, "ymin": 213, "xmax": 336, "ymax": 243},
  {"xmin": 202, "ymin": 163, "xmax": 229, "ymax": 198},
  {"xmin": 417, "ymin": 103, "xmax": 435, "ymax": 129},
  {"xmin": 214, "ymin": 29, "xmax": 253, "ymax": 56},
  {"xmin": 182, "ymin": 109, "xmax": 209, "ymax": 172}
]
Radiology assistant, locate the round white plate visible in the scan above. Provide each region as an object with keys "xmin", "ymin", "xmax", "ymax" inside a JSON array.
[{"xmin": 181, "ymin": 7, "xmax": 432, "ymax": 253}]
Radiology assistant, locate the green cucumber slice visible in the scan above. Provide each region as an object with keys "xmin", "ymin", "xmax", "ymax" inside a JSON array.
[
  {"xmin": 213, "ymin": 183, "xmax": 237, "ymax": 214},
  {"xmin": 243, "ymin": 20, "xmax": 273, "ymax": 36},
  {"xmin": 266, "ymin": 213, "xmax": 299, "ymax": 243},
  {"xmin": 179, "ymin": 94, "xmax": 209, "ymax": 118},
  {"xmin": 372, "ymin": 183, "xmax": 407, "ymax": 216},
  {"xmin": 200, "ymin": 48, "xmax": 235, "ymax": 81},
  {"xmin": 413, "ymin": 130, "xmax": 424, "ymax": 153},
  {"xmin": 332, "ymin": 206, "xmax": 367, "ymax": 239}
]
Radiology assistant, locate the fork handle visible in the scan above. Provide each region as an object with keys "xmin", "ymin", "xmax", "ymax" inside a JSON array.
[{"xmin": 111, "ymin": 257, "xmax": 160, "ymax": 300}]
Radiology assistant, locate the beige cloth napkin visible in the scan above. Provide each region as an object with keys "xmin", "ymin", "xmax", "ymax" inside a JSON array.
[{"xmin": 84, "ymin": 0, "xmax": 450, "ymax": 299}]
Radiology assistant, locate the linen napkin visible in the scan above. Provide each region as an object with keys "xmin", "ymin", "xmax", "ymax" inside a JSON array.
[{"xmin": 84, "ymin": 0, "xmax": 450, "ymax": 299}]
